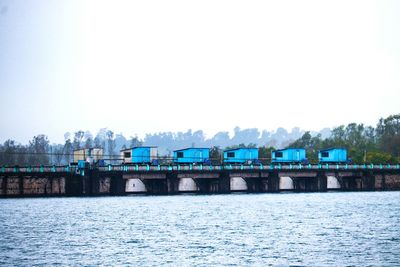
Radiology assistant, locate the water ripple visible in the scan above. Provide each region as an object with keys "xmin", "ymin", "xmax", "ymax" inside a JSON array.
[{"xmin": 0, "ymin": 192, "xmax": 400, "ymax": 266}]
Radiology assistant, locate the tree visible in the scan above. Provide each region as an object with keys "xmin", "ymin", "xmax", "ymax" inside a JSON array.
[
  {"xmin": 28, "ymin": 135, "xmax": 50, "ymax": 165},
  {"xmin": 73, "ymin": 130, "xmax": 84, "ymax": 150},
  {"xmin": 209, "ymin": 146, "xmax": 222, "ymax": 164},
  {"xmin": 51, "ymin": 144, "xmax": 64, "ymax": 165},
  {"xmin": 106, "ymin": 130, "xmax": 116, "ymax": 163},
  {"xmin": 63, "ymin": 135, "xmax": 73, "ymax": 164},
  {"xmin": 287, "ymin": 132, "xmax": 322, "ymax": 163},
  {"xmin": 129, "ymin": 136, "xmax": 143, "ymax": 148},
  {"xmin": 376, "ymin": 114, "xmax": 400, "ymax": 157},
  {"xmin": 0, "ymin": 140, "xmax": 17, "ymax": 165},
  {"xmin": 84, "ymin": 131, "xmax": 94, "ymax": 149},
  {"xmin": 366, "ymin": 152, "xmax": 394, "ymax": 164},
  {"xmin": 258, "ymin": 146, "xmax": 275, "ymax": 164}
]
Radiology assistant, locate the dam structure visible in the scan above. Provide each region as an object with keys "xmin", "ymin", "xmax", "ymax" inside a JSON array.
[{"xmin": 1, "ymin": 164, "xmax": 400, "ymax": 197}]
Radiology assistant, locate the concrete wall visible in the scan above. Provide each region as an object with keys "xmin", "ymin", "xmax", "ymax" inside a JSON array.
[
  {"xmin": 125, "ymin": 178, "xmax": 147, "ymax": 193},
  {"xmin": 385, "ymin": 175, "xmax": 400, "ymax": 190},
  {"xmin": 1, "ymin": 171, "xmax": 400, "ymax": 197},
  {"xmin": 327, "ymin": 176, "xmax": 341, "ymax": 190},
  {"xmin": 178, "ymin": 178, "xmax": 198, "ymax": 192},
  {"xmin": 230, "ymin": 177, "xmax": 248, "ymax": 191},
  {"xmin": 23, "ymin": 177, "xmax": 51, "ymax": 195},
  {"xmin": 0, "ymin": 176, "xmax": 66, "ymax": 196},
  {"xmin": 280, "ymin": 177, "xmax": 294, "ymax": 190},
  {"xmin": 99, "ymin": 177, "xmax": 111, "ymax": 193},
  {"xmin": 5, "ymin": 177, "xmax": 20, "ymax": 195}
]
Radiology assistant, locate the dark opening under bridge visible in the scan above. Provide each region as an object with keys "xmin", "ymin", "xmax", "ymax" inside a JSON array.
[{"xmin": 1, "ymin": 164, "xmax": 400, "ymax": 197}]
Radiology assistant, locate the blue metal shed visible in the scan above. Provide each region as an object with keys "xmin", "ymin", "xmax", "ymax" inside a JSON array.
[
  {"xmin": 121, "ymin": 147, "xmax": 158, "ymax": 164},
  {"xmin": 318, "ymin": 148, "xmax": 348, "ymax": 163},
  {"xmin": 224, "ymin": 148, "xmax": 259, "ymax": 164},
  {"xmin": 271, "ymin": 148, "xmax": 307, "ymax": 164},
  {"xmin": 173, "ymin": 148, "xmax": 210, "ymax": 164}
]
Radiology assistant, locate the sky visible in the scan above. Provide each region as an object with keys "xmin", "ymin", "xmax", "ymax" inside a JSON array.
[{"xmin": 0, "ymin": 0, "xmax": 399, "ymax": 144}]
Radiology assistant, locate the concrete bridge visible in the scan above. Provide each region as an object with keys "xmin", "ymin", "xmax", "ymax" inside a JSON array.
[{"xmin": 0, "ymin": 164, "xmax": 400, "ymax": 197}]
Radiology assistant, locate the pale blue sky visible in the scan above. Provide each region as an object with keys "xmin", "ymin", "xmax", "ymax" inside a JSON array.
[{"xmin": 0, "ymin": 0, "xmax": 399, "ymax": 144}]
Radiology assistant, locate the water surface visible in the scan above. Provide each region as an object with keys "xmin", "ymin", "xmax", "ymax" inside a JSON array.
[{"xmin": 1, "ymin": 192, "xmax": 399, "ymax": 266}]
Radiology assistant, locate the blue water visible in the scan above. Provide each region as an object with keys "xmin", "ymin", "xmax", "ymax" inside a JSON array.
[{"xmin": 1, "ymin": 192, "xmax": 399, "ymax": 266}]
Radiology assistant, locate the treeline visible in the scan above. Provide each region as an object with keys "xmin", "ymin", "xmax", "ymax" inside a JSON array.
[
  {"xmin": 0, "ymin": 127, "xmax": 309, "ymax": 166},
  {"xmin": 0, "ymin": 114, "xmax": 399, "ymax": 166},
  {"xmin": 288, "ymin": 114, "xmax": 400, "ymax": 164}
]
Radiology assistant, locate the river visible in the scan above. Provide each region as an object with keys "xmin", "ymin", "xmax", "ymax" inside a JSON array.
[{"xmin": 1, "ymin": 192, "xmax": 399, "ymax": 266}]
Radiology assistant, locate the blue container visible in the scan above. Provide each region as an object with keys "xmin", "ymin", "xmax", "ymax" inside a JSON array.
[
  {"xmin": 121, "ymin": 147, "xmax": 157, "ymax": 164},
  {"xmin": 77, "ymin": 160, "xmax": 87, "ymax": 169},
  {"xmin": 271, "ymin": 148, "xmax": 307, "ymax": 163},
  {"xmin": 224, "ymin": 148, "xmax": 259, "ymax": 164},
  {"xmin": 318, "ymin": 148, "xmax": 348, "ymax": 163},
  {"xmin": 173, "ymin": 148, "xmax": 210, "ymax": 164}
]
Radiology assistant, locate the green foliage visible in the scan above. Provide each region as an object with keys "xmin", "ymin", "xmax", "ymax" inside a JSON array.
[
  {"xmin": 287, "ymin": 132, "xmax": 322, "ymax": 163},
  {"xmin": 258, "ymin": 146, "xmax": 275, "ymax": 164},
  {"xmin": 28, "ymin": 135, "xmax": 50, "ymax": 165},
  {"xmin": 376, "ymin": 114, "xmax": 400, "ymax": 157},
  {"xmin": 0, "ymin": 135, "xmax": 50, "ymax": 166},
  {"xmin": 286, "ymin": 114, "xmax": 400, "ymax": 164},
  {"xmin": 1, "ymin": 114, "xmax": 399, "ymax": 166},
  {"xmin": 225, "ymin": 143, "xmax": 257, "ymax": 150},
  {"xmin": 366, "ymin": 152, "xmax": 393, "ymax": 164},
  {"xmin": 209, "ymin": 146, "xmax": 222, "ymax": 164}
]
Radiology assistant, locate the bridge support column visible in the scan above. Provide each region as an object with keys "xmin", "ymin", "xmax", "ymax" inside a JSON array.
[
  {"xmin": 244, "ymin": 178, "xmax": 263, "ymax": 193},
  {"xmin": 142, "ymin": 179, "xmax": 168, "ymax": 195},
  {"xmin": 268, "ymin": 171, "xmax": 280, "ymax": 192},
  {"xmin": 18, "ymin": 175, "xmax": 24, "ymax": 196},
  {"xmin": 316, "ymin": 171, "xmax": 327, "ymax": 192},
  {"xmin": 194, "ymin": 179, "xmax": 210, "ymax": 193},
  {"xmin": 362, "ymin": 171, "xmax": 375, "ymax": 191},
  {"xmin": 1, "ymin": 176, "xmax": 6, "ymax": 196},
  {"xmin": 66, "ymin": 174, "xmax": 84, "ymax": 196},
  {"xmin": 167, "ymin": 173, "xmax": 179, "ymax": 194},
  {"xmin": 219, "ymin": 172, "xmax": 230, "ymax": 194},
  {"xmin": 109, "ymin": 173, "xmax": 125, "ymax": 196}
]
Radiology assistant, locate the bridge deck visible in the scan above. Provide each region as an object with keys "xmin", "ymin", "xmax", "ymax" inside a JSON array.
[{"xmin": 1, "ymin": 163, "xmax": 399, "ymax": 174}]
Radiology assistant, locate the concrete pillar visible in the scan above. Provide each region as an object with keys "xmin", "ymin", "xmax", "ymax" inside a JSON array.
[
  {"xmin": 167, "ymin": 174, "xmax": 179, "ymax": 194},
  {"xmin": 268, "ymin": 172, "xmax": 280, "ymax": 192},
  {"xmin": 88, "ymin": 170, "xmax": 99, "ymax": 195},
  {"xmin": 19, "ymin": 176, "xmax": 23, "ymax": 195},
  {"xmin": 193, "ymin": 179, "xmax": 211, "ymax": 193},
  {"xmin": 362, "ymin": 171, "xmax": 375, "ymax": 191},
  {"xmin": 109, "ymin": 174, "xmax": 126, "ymax": 195},
  {"xmin": 316, "ymin": 172, "xmax": 327, "ymax": 192},
  {"xmin": 291, "ymin": 176, "xmax": 325, "ymax": 192},
  {"xmin": 244, "ymin": 178, "xmax": 264, "ymax": 193},
  {"xmin": 340, "ymin": 176, "xmax": 360, "ymax": 191},
  {"xmin": 1, "ymin": 176, "xmax": 7, "ymax": 196},
  {"xmin": 374, "ymin": 174, "xmax": 384, "ymax": 190},
  {"xmin": 66, "ymin": 174, "xmax": 84, "ymax": 196},
  {"xmin": 142, "ymin": 179, "xmax": 168, "ymax": 195},
  {"xmin": 219, "ymin": 173, "xmax": 230, "ymax": 194}
]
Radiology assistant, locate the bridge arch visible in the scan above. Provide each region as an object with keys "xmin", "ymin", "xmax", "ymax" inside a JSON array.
[
  {"xmin": 230, "ymin": 177, "xmax": 248, "ymax": 191},
  {"xmin": 327, "ymin": 176, "xmax": 341, "ymax": 190},
  {"xmin": 125, "ymin": 178, "xmax": 147, "ymax": 193},
  {"xmin": 279, "ymin": 176, "xmax": 294, "ymax": 191},
  {"xmin": 178, "ymin": 178, "xmax": 199, "ymax": 192}
]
